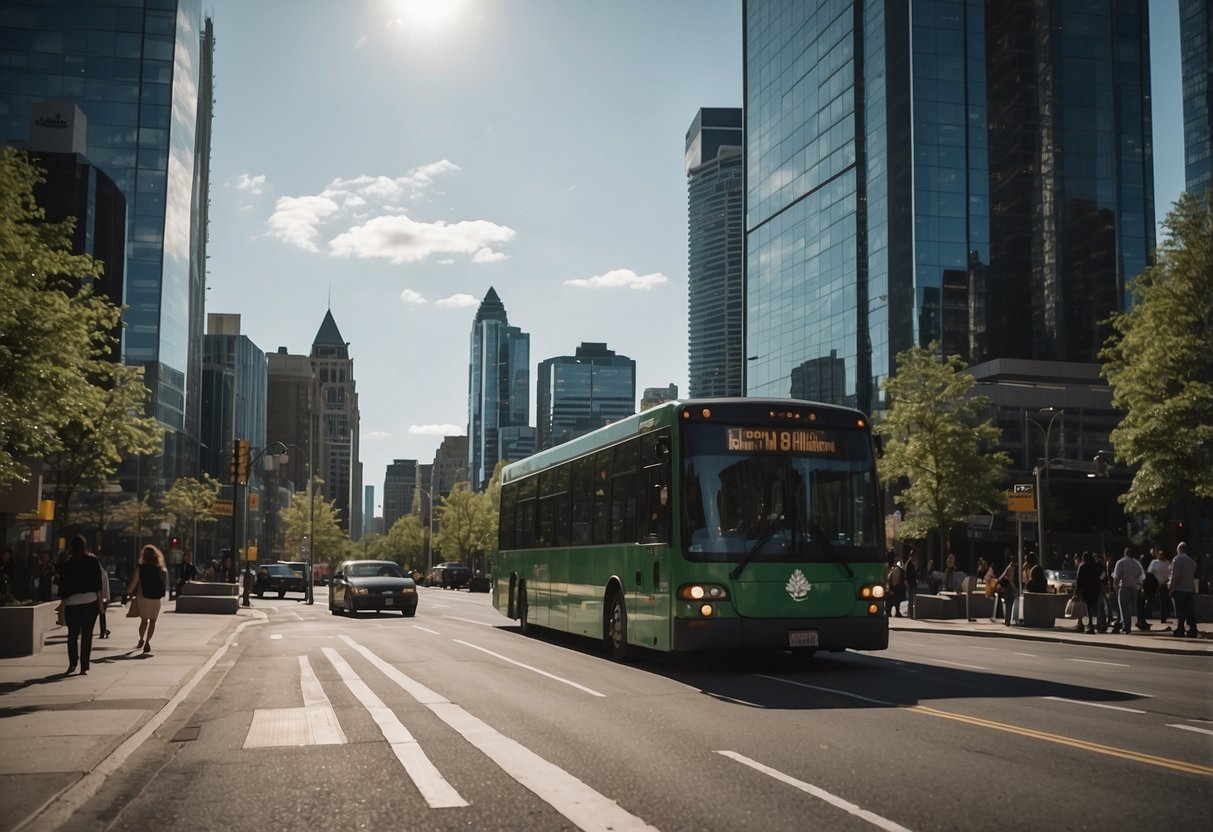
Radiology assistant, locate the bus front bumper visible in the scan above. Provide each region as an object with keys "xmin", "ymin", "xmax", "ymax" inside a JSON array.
[{"xmin": 672, "ymin": 616, "xmax": 888, "ymax": 652}]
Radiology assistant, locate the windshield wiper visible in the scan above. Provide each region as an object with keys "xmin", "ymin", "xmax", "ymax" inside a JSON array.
[
  {"xmin": 730, "ymin": 519, "xmax": 783, "ymax": 580},
  {"xmin": 809, "ymin": 522, "xmax": 854, "ymax": 578}
]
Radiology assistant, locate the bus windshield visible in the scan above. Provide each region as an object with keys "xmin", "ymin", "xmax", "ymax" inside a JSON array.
[{"xmin": 681, "ymin": 423, "xmax": 882, "ymax": 564}]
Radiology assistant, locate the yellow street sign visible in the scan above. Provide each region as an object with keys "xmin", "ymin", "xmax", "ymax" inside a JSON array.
[
  {"xmin": 211, "ymin": 499, "xmax": 234, "ymax": 516},
  {"xmin": 1007, "ymin": 484, "xmax": 1035, "ymax": 512}
]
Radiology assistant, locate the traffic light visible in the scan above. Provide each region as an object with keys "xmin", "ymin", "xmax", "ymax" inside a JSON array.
[{"xmin": 231, "ymin": 439, "xmax": 251, "ymax": 484}]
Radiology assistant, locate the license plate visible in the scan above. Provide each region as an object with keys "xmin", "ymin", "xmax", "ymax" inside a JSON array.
[
  {"xmin": 384, "ymin": 598, "xmax": 394, "ymax": 606},
  {"xmin": 788, "ymin": 630, "xmax": 819, "ymax": 648}
]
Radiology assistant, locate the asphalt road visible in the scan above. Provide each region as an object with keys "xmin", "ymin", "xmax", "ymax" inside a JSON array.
[{"xmin": 56, "ymin": 587, "xmax": 1212, "ymax": 832}]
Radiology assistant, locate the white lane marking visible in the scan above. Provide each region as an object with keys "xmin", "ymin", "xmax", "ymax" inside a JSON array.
[
  {"xmin": 1013, "ymin": 652, "xmax": 1036, "ymax": 658},
  {"xmin": 20, "ymin": 613, "xmax": 269, "ymax": 832},
  {"xmin": 927, "ymin": 659, "xmax": 987, "ymax": 670},
  {"xmin": 414, "ymin": 626, "xmax": 441, "ymax": 635},
  {"xmin": 1169, "ymin": 724, "xmax": 1213, "ymax": 736},
  {"xmin": 1070, "ymin": 658, "xmax": 1132, "ymax": 668},
  {"xmin": 242, "ymin": 655, "xmax": 348, "ymax": 748},
  {"xmin": 270, "ymin": 634, "xmax": 283, "ymax": 640},
  {"xmin": 705, "ymin": 692, "xmax": 765, "ymax": 708},
  {"xmin": 298, "ymin": 656, "xmax": 347, "ymax": 744},
  {"xmin": 753, "ymin": 675, "xmax": 895, "ymax": 707},
  {"xmin": 1043, "ymin": 696, "xmax": 1146, "ymax": 714},
  {"xmin": 321, "ymin": 647, "xmax": 467, "ymax": 809},
  {"xmin": 340, "ymin": 636, "xmax": 657, "ymax": 832},
  {"xmin": 444, "ymin": 615, "xmax": 497, "ymax": 628},
  {"xmin": 452, "ymin": 640, "xmax": 606, "ymax": 697},
  {"xmin": 1111, "ymin": 690, "xmax": 1153, "ymax": 698},
  {"xmin": 716, "ymin": 751, "xmax": 913, "ymax": 832}
]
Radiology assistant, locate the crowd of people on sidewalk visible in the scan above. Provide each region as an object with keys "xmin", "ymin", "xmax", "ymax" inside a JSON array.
[{"xmin": 886, "ymin": 541, "xmax": 1201, "ymax": 638}]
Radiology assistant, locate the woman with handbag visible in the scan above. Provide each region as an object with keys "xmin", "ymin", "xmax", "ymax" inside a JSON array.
[
  {"xmin": 125, "ymin": 545, "xmax": 168, "ymax": 654},
  {"xmin": 57, "ymin": 535, "xmax": 103, "ymax": 675}
]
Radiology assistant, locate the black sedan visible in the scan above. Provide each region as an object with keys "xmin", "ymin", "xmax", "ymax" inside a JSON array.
[{"xmin": 330, "ymin": 560, "xmax": 418, "ymax": 616}]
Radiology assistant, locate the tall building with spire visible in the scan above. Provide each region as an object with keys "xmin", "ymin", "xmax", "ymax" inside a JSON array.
[
  {"xmin": 310, "ymin": 310, "xmax": 361, "ymax": 536},
  {"xmin": 467, "ymin": 288, "xmax": 530, "ymax": 491},
  {"xmin": 0, "ymin": 2, "xmax": 215, "ymax": 488}
]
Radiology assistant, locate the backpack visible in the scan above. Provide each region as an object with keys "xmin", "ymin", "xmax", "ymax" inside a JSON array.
[{"xmin": 888, "ymin": 565, "xmax": 903, "ymax": 587}]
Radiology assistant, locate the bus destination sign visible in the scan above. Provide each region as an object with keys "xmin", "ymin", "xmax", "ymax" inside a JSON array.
[{"xmin": 726, "ymin": 427, "xmax": 839, "ymax": 454}]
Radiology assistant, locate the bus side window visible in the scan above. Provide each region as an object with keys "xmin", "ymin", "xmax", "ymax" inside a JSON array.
[
  {"xmin": 515, "ymin": 477, "xmax": 536, "ymax": 550},
  {"xmin": 536, "ymin": 470, "xmax": 553, "ymax": 547},
  {"xmin": 571, "ymin": 456, "xmax": 593, "ymax": 545},
  {"xmin": 642, "ymin": 464, "xmax": 670, "ymax": 543},
  {"xmin": 500, "ymin": 482, "xmax": 517, "ymax": 550},
  {"xmin": 553, "ymin": 463, "xmax": 571, "ymax": 546},
  {"xmin": 592, "ymin": 450, "xmax": 612, "ymax": 545}
]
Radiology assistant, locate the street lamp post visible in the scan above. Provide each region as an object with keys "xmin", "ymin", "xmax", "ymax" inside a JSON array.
[
  {"xmin": 231, "ymin": 441, "xmax": 287, "ymax": 583},
  {"xmin": 1026, "ymin": 407, "xmax": 1064, "ymax": 571}
]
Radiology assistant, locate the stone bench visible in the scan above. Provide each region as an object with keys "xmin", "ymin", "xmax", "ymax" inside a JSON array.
[
  {"xmin": 1020, "ymin": 592, "xmax": 1056, "ymax": 628},
  {"xmin": 174, "ymin": 580, "xmax": 240, "ymax": 614},
  {"xmin": 911, "ymin": 594, "xmax": 959, "ymax": 619}
]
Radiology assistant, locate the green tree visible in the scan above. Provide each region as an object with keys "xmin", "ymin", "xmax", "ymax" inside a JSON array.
[
  {"xmin": 110, "ymin": 494, "xmax": 164, "ymax": 566},
  {"xmin": 44, "ymin": 361, "xmax": 164, "ymax": 535},
  {"xmin": 161, "ymin": 475, "xmax": 222, "ymax": 557},
  {"xmin": 877, "ymin": 343, "xmax": 1011, "ymax": 562},
  {"xmin": 434, "ymin": 482, "xmax": 497, "ymax": 574},
  {"xmin": 280, "ymin": 478, "xmax": 349, "ymax": 569},
  {"xmin": 0, "ymin": 147, "xmax": 116, "ymax": 488},
  {"xmin": 381, "ymin": 514, "xmax": 427, "ymax": 569},
  {"xmin": 1101, "ymin": 190, "xmax": 1213, "ymax": 519}
]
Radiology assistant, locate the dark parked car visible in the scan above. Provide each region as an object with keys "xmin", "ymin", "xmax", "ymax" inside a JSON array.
[
  {"xmin": 428, "ymin": 561, "xmax": 471, "ymax": 589},
  {"xmin": 255, "ymin": 562, "xmax": 308, "ymax": 599},
  {"xmin": 330, "ymin": 560, "xmax": 418, "ymax": 616}
]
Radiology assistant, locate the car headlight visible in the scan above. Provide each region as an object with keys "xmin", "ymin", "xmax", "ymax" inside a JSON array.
[
  {"xmin": 402, "ymin": 587, "xmax": 416, "ymax": 594},
  {"xmin": 350, "ymin": 586, "xmax": 368, "ymax": 596}
]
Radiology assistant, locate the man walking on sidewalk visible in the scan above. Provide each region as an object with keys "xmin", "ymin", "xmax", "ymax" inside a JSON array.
[
  {"xmin": 1112, "ymin": 547, "xmax": 1145, "ymax": 633},
  {"xmin": 1169, "ymin": 542, "xmax": 1199, "ymax": 638}
]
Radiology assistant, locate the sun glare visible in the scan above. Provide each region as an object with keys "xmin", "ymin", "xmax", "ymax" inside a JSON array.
[{"xmin": 388, "ymin": 0, "xmax": 467, "ymax": 31}]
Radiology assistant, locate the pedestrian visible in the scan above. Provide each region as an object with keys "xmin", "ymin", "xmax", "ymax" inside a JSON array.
[
  {"xmin": 241, "ymin": 564, "xmax": 255, "ymax": 607},
  {"xmin": 886, "ymin": 556, "xmax": 905, "ymax": 617},
  {"xmin": 57, "ymin": 536, "xmax": 103, "ymax": 675},
  {"xmin": 1169, "ymin": 542, "xmax": 1199, "ymax": 638},
  {"xmin": 125, "ymin": 545, "xmax": 168, "ymax": 655},
  {"xmin": 1111, "ymin": 547, "xmax": 1145, "ymax": 633},
  {"xmin": 1025, "ymin": 553, "xmax": 1047, "ymax": 593},
  {"xmin": 96, "ymin": 556, "xmax": 112, "ymax": 640},
  {"xmin": 944, "ymin": 550, "xmax": 957, "ymax": 592},
  {"xmin": 202, "ymin": 559, "xmax": 219, "ymax": 580},
  {"xmin": 997, "ymin": 559, "xmax": 1018, "ymax": 626},
  {"xmin": 178, "ymin": 550, "xmax": 198, "ymax": 596},
  {"xmin": 0, "ymin": 547, "xmax": 13, "ymax": 597},
  {"xmin": 1147, "ymin": 547, "xmax": 1172, "ymax": 626},
  {"xmin": 36, "ymin": 550, "xmax": 55, "ymax": 601},
  {"xmin": 1075, "ymin": 551, "xmax": 1102, "ymax": 634},
  {"xmin": 904, "ymin": 548, "xmax": 918, "ymax": 617},
  {"xmin": 221, "ymin": 554, "xmax": 235, "ymax": 583}
]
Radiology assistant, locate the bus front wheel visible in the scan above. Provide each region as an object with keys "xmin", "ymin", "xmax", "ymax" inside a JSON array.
[{"xmin": 604, "ymin": 591, "xmax": 630, "ymax": 661}]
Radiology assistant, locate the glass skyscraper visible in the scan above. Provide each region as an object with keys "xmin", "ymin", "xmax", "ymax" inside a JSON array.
[
  {"xmin": 1181, "ymin": 0, "xmax": 1211, "ymax": 194},
  {"xmin": 0, "ymin": 1, "xmax": 214, "ymax": 486},
  {"xmin": 743, "ymin": 0, "xmax": 1154, "ymax": 414},
  {"xmin": 468, "ymin": 287, "xmax": 530, "ymax": 491},
  {"xmin": 536, "ymin": 342, "xmax": 636, "ymax": 450},
  {"xmin": 686, "ymin": 107, "xmax": 745, "ymax": 398}
]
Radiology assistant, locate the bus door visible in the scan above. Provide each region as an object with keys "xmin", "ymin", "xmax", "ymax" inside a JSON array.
[{"xmin": 631, "ymin": 435, "xmax": 672, "ymax": 651}]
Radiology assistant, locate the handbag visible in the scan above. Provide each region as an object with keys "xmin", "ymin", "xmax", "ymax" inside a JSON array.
[
  {"xmin": 125, "ymin": 594, "xmax": 140, "ymax": 618},
  {"xmin": 1064, "ymin": 596, "xmax": 1076, "ymax": 618},
  {"xmin": 984, "ymin": 577, "xmax": 997, "ymax": 598}
]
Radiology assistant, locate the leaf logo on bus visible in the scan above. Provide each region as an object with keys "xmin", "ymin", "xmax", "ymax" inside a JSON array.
[{"xmin": 786, "ymin": 569, "xmax": 811, "ymax": 601}]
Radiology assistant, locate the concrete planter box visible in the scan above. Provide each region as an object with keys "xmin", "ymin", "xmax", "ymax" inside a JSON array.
[
  {"xmin": 1020, "ymin": 592, "xmax": 1056, "ymax": 628},
  {"xmin": 0, "ymin": 601, "xmax": 60, "ymax": 656},
  {"xmin": 468, "ymin": 576, "xmax": 491, "ymax": 593},
  {"xmin": 1196, "ymin": 594, "xmax": 1213, "ymax": 624}
]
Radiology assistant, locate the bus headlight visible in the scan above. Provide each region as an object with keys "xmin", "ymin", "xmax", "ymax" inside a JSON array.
[
  {"xmin": 699, "ymin": 604, "xmax": 714, "ymax": 617},
  {"xmin": 679, "ymin": 583, "xmax": 729, "ymax": 601},
  {"xmin": 868, "ymin": 603, "xmax": 880, "ymax": 615},
  {"xmin": 859, "ymin": 584, "xmax": 885, "ymax": 599}
]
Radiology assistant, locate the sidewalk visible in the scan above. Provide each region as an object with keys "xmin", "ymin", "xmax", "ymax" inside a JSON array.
[
  {"xmin": 889, "ymin": 610, "xmax": 1213, "ymax": 656},
  {"xmin": 0, "ymin": 600, "xmax": 262, "ymax": 831}
]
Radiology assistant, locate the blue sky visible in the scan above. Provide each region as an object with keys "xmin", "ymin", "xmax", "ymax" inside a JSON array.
[{"xmin": 204, "ymin": 1, "xmax": 1185, "ymax": 514}]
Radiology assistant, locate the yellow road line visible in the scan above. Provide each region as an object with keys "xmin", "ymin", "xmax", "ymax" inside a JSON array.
[{"xmin": 910, "ymin": 705, "xmax": 1213, "ymax": 778}]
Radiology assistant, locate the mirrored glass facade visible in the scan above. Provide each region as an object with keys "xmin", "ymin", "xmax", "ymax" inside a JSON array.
[
  {"xmin": 1181, "ymin": 0, "xmax": 1211, "ymax": 194},
  {"xmin": 468, "ymin": 288, "xmax": 531, "ymax": 490},
  {"xmin": 744, "ymin": 0, "xmax": 1154, "ymax": 415},
  {"xmin": 0, "ymin": 1, "xmax": 213, "ymax": 483},
  {"xmin": 537, "ymin": 342, "xmax": 636, "ymax": 450}
]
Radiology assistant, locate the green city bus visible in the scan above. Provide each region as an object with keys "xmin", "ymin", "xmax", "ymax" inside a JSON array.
[{"xmin": 492, "ymin": 398, "xmax": 889, "ymax": 659}]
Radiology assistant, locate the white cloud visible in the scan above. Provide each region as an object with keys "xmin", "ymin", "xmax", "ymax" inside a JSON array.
[
  {"xmin": 409, "ymin": 424, "xmax": 465, "ymax": 436},
  {"xmin": 471, "ymin": 247, "xmax": 508, "ymax": 263},
  {"xmin": 436, "ymin": 293, "xmax": 478, "ymax": 308},
  {"xmin": 266, "ymin": 195, "xmax": 339, "ymax": 252},
  {"xmin": 364, "ymin": 430, "xmax": 390, "ymax": 440},
  {"xmin": 564, "ymin": 268, "xmax": 668, "ymax": 291},
  {"xmin": 400, "ymin": 289, "xmax": 427, "ymax": 305},
  {"xmin": 236, "ymin": 173, "xmax": 266, "ymax": 194},
  {"xmin": 329, "ymin": 215, "xmax": 515, "ymax": 264}
]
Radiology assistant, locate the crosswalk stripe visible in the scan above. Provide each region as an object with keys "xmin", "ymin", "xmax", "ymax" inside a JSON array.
[
  {"xmin": 321, "ymin": 647, "xmax": 467, "ymax": 809},
  {"xmin": 339, "ymin": 635, "xmax": 658, "ymax": 832},
  {"xmin": 243, "ymin": 656, "xmax": 346, "ymax": 748}
]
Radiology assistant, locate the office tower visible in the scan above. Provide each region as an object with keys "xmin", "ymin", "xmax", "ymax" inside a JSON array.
[
  {"xmin": 417, "ymin": 462, "xmax": 432, "ymax": 525},
  {"xmin": 467, "ymin": 287, "xmax": 530, "ymax": 491},
  {"xmin": 743, "ymin": 1, "xmax": 1154, "ymax": 414},
  {"xmin": 200, "ymin": 314, "xmax": 266, "ymax": 561},
  {"xmin": 266, "ymin": 348, "xmax": 326, "ymax": 493},
  {"xmin": 536, "ymin": 342, "xmax": 636, "ymax": 450},
  {"xmin": 1182, "ymin": 0, "xmax": 1211, "ymax": 194},
  {"xmin": 431, "ymin": 436, "xmax": 469, "ymax": 500},
  {"xmin": 310, "ymin": 310, "xmax": 361, "ymax": 534},
  {"xmin": 383, "ymin": 459, "xmax": 417, "ymax": 533},
  {"xmin": 641, "ymin": 384, "xmax": 679, "ymax": 411},
  {"xmin": 0, "ymin": 3, "xmax": 215, "ymax": 487},
  {"xmin": 364, "ymin": 485, "xmax": 375, "ymax": 536},
  {"xmin": 686, "ymin": 107, "xmax": 745, "ymax": 398}
]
